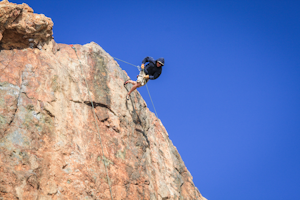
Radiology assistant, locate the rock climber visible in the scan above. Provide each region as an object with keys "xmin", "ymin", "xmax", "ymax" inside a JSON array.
[{"xmin": 124, "ymin": 57, "xmax": 164, "ymax": 100}]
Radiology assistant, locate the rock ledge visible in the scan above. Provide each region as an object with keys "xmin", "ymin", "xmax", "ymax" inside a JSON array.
[{"xmin": 0, "ymin": 0, "xmax": 53, "ymax": 50}]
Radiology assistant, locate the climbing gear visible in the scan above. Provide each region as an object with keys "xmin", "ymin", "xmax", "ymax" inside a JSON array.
[
  {"xmin": 126, "ymin": 94, "xmax": 130, "ymax": 100},
  {"xmin": 71, "ymin": 45, "xmax": 114, "ymax": 200},
  {"xmin": 113, "ymin": 57, "xmax": 139, "ymax": 70},
  {"xmin": 136, "ymin": 70, "xmax": 149, "ymax": 86}
]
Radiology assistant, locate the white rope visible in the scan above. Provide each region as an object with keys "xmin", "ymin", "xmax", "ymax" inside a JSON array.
[
  {"xmin": 112, "ymin": 57, "xmax": 141, "ymax": 71},
  {"xmin": 145, "ymin": 83, "xmax": 159, "ymax": 118}
]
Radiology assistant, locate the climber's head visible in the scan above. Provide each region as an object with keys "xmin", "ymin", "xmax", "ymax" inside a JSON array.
[{"xmin": 156, "ymin": 57, "xmax": 164, "ymax": 67}]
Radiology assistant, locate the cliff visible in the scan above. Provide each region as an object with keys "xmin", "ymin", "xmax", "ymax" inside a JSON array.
[{"xmin": 0, "ymin": 1, "xmax": 206, "ymax": 199}]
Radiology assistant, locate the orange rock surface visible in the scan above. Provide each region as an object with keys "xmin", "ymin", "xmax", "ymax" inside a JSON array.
[
  {"xmin": 0, "ymin": 1, "xmax": 206, "ymax": 200},
  {"xmin": 0, "ymin": 0, "xmax": 53, "ymax": 50}
]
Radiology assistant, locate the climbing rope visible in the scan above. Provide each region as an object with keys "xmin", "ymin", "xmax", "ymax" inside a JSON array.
[
  {"xmin": 112, "ymin": 57, "xmax": 159, "ymax": 118},
  {"xmin": 113, "ymin": 57, "xmax": 140, "ymax": 69},
  {"xmin": 145, "ymin": 84, "xmax": 159, "ymax": 118},
  {"xmin": 71, "ymin": 45, "xmax": 114, "ymax": 200}
]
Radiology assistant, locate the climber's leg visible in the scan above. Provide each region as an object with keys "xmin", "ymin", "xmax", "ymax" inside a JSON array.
[
  {"xmin": 125, "ymin": 70, "xmax": 148, "ymax": 100},
  {"xmin": 127, "ymin": 82, "xmax": 141, "ymax": 98},
  {"xmin": 124, "ymin": 80, "xmax": 136, "ymax": 85}
]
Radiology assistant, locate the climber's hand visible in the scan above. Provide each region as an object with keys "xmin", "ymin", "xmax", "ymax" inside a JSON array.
[
  {"xmin": 141, "ymin": 64, "xmax": 145, "ymax": 70},
  {"xmin": 144, "ymin": 75, "xmax": 149, "ymax": 79}
]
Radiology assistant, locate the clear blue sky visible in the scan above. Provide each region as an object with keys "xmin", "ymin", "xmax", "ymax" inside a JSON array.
[{"xmin": 14, "ymin": 0, "xmax": 300, "ymax": 199}]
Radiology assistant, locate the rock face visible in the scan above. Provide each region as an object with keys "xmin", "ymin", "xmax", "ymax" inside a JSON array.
[
  {"xmin": 0, "ymin": 0, "xmax": 53, "ymax": 50},
  {"xmin": 0, "ymin": 1, "xmax": 206, "ymax": 200}
]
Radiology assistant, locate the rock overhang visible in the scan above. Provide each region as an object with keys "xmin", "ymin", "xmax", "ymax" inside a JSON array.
[{"xmin": 0, "ymin": 0, "xmax": 53, "ymax": 50}]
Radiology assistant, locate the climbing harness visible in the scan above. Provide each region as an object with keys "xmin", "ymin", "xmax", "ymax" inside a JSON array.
[
  {"xmin": 112, "ymin": 57, "xmax": 159, "ymax": 118},
  {"xmin": 71, "ymin": 45, "xmax": 114, "ymax": 200}
]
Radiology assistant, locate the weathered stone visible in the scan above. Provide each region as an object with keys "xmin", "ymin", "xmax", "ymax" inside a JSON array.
[
  {"xmin": 0, "ymin": 0, "xmax": 53, "ymax": 50},
  {"xmin": 0, "ymin": 1, "xmax": 207, "ymax": 200}
]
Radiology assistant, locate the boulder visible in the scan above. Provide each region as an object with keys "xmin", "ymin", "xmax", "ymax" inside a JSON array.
[{"xmin": 0, "ymin": 0, "xmax": 53, "ymax": 50}]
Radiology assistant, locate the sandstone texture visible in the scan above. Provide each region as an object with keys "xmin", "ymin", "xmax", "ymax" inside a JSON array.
[
  {"xmin": 0, "ymin": 0, "xmax": 53, "ymax": 50},
  {"xmin": 0, "ymin": 1, "xmax": 206, "ymax": 200}
]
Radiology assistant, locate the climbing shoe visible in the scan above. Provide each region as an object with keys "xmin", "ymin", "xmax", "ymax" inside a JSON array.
[{"xmin": 124, "ymin": 79, "xmax": 130, "ymax": 86}]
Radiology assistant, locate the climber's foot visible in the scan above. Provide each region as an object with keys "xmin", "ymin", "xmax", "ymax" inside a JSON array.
[{"xmin": 124, "ymin": 80, "xmax": 130, "ymax": 86}]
